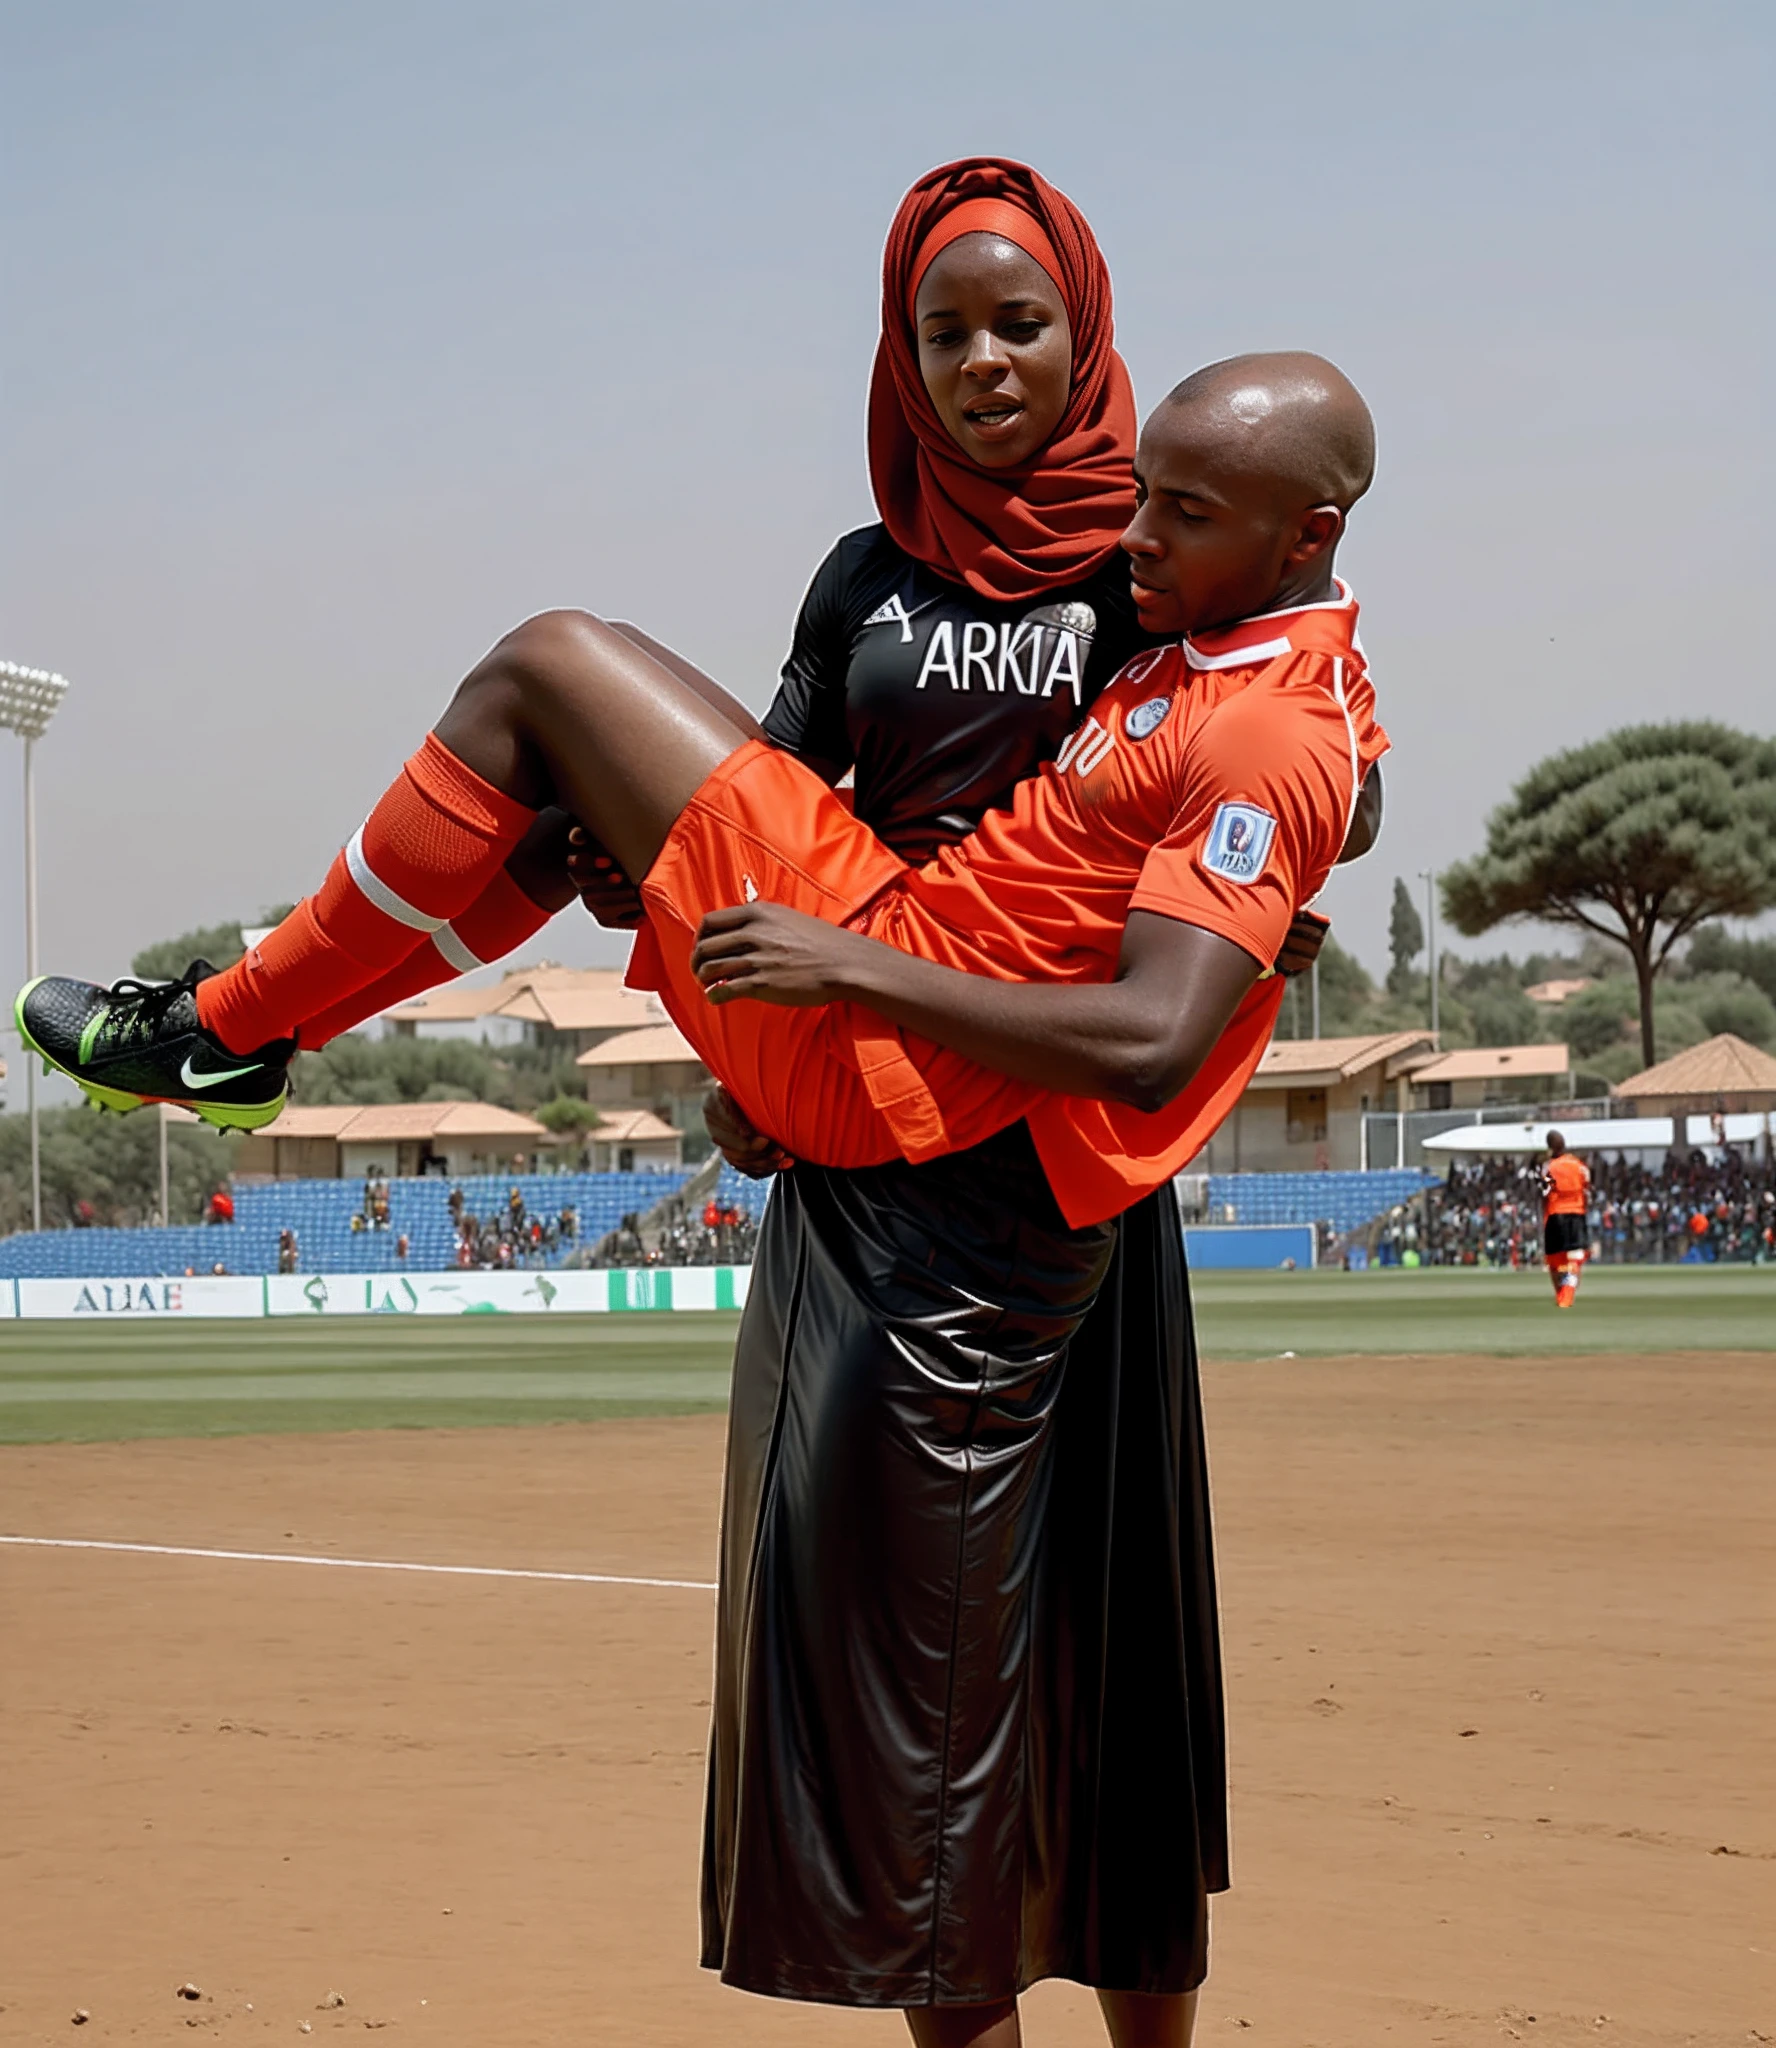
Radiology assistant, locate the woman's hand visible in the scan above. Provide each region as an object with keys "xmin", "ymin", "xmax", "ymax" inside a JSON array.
[
  {"xmin": 566, "ymin": 824, "xmax": 646, "ymax": 930},
  {"xmin": 704, "ymin": 1084, "xmax": 794, "ymax": 1177},
  {"xmin": 691, "ymin": 902, "xmax": 870, "ymax": 1006}
]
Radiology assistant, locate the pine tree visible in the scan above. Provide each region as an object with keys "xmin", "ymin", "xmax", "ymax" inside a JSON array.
[{"xmin": 1443, "ymin": 724, "xmax": 1776, "ymax": 1066}]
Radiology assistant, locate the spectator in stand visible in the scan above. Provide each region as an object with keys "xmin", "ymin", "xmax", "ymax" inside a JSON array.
[
  {"xmin": 558, "ymin": 1204, "xmax": 578, "ymax": 1244},
  {"xmin": 582, "ymin": 1200, "xmax": 759, "ymax": 1270},
  {"xmin": 206, "ymin": 1187, "xmax": 235, "ymax": 1226},
  {"xmin": 448, "ymin": 1184, "xmax": 465, "ymax": 1227},
  {"xmin": 277, "ymin": 1228, "xmax": 299, "ymax": 1275},
  {"xmin": 395, "ymin": 1231, "xmax": 410, "ymax": 1265}
]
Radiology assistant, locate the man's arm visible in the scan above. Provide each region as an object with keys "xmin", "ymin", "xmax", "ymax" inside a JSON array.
[{"xmin": 690, "ymin": 903, "xmax": 1260, "ymax": 1113}]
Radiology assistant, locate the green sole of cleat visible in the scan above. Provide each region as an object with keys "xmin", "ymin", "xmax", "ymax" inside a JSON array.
[
  {"xmin": 187, "ymin": 1093, "xmax": 288, "ymax": 1134},
  {"xmin": 79, "ymin": 1080, "xmax": 147, "ymax": 1115},
  {"xmin": 13, "ymin": 986, "xmax": 286, "ymax": 1133}
]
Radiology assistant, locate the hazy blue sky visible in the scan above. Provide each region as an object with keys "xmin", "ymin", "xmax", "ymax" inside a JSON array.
[{"xmin": 3, "ymin": 0, "xmax": 1771, "ymax": 1035}]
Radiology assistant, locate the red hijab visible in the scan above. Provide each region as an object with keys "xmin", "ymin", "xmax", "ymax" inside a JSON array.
[{"xmin": 868, "ymin": 157, "xmax": 1137, "ymax": 604}]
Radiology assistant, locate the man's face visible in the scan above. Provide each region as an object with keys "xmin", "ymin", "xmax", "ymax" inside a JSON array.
[{"xmin": 1119, "ymin": 404, "xmax": 1336, "ymax": 637}]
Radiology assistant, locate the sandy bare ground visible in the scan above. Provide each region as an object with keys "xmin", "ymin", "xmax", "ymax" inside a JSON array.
[{"xmin": 1, "ymin": 1354, "xmax": 1771, "ymax": 2046}]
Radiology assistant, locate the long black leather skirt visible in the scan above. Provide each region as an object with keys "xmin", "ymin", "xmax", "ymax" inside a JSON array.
[{"xmin": 700, "ymin": 1122, "xmax": 1227, "ymax": 2007}]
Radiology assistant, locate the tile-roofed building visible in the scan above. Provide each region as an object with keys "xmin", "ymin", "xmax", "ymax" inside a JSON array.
[
  {"xmin": 1202, "ymin": 1032, "xmax": 1438, "ymax": 1171},
  {"xmin": 575, "ymin": 1021, "xmax": 710, "ymax": 1152},
  {"xmin": 1409, "ymin": 1042, "xmax": 1571, "ymax": 1110},
  {"xmin": 382, "ymin": 965, "xmax": 665, "ymax": 1052},
  {"xmin": 574, "ymin": 1021, "xmax": 702, "ymax": 1069},
  {"xmin": 1612, "ymin": 1033, "xmax": 1776, "ymax": 1114},
  {"xmin": 236, "ymin": 1101, "xmax": 555, "ymax": 1180},
  {"xmin": 584, "ymin": 1108, "xmax": 683, "ymax": 1173}
]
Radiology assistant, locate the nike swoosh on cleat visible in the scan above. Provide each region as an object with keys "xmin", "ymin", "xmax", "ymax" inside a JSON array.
[{"xmin": 180, "ymin": 1053, "xmax": 265, "ymax": 1091}]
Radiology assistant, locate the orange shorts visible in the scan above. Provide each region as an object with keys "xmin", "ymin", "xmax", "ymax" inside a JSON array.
[{"xmin": 635, "ymin": 742, "xmax": 1038, "ymax": 1168}]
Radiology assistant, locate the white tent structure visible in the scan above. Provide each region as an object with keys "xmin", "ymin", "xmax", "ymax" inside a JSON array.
[{"xmin": 1423, "ymin": 1112, "xmax": 1773, "ymax": 1157}]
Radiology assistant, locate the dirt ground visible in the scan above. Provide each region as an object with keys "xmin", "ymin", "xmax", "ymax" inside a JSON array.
[{"xmin": 2, "ymin": 1353, "xmax": 1771, "ymax": 2047}]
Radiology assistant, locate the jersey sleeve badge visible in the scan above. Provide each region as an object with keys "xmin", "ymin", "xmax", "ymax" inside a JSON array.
[
  {"xmin": 1202, "ymin": 801, "xmax": 1278, "ymax": 884},
  {"xmin": 1124, "ymin": 695, "xmax": 1172, "ymax": 741}
]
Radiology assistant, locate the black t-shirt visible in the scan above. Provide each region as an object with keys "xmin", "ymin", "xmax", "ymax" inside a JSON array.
[{"xmin": 761, "ymin": 523, "xmax": 1161, "ymax": 861}]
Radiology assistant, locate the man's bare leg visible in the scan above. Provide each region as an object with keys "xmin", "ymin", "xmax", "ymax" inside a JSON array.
[
  {"xmin": 11, "ymin": 606, "xmax": 760, "ymax": 1124},
  {"xmin": 432, "ymin": 609, "xmax": 753, "ymax": 881},
  {"xmin": 607, "ymin": 621, "xmax": 766, "ymax": 744}
]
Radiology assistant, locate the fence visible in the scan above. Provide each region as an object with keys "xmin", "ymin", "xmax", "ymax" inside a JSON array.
[{"xmin": 1359, "ymin": 1094, "xmax": 1632, "ymax": 1170}]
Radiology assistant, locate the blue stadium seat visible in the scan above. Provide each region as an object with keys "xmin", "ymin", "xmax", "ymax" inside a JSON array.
[
  {"xmin": 0, "ymin": 1169, "xmax": 694, "ymax": 1278},
  {"xmin": 0, "ymin": 1167, "xmax": 1436, "ymax": 1278},
  {"xmin": 1203, "ymin": 1169, "xmax": 1437, "ymax": 1235}
]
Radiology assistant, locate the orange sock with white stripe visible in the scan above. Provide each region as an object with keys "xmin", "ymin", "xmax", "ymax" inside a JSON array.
[
  {"xmin": 195, "ymin": 733, "xmax": 536, "ymax": 1054},
  {"xmin": 290, "ymin": 868, "xmax": 555, "ymax": 1050}
]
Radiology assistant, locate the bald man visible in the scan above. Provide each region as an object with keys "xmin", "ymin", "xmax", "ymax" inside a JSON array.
[{"xmin": 23, "ymin": 352, "xmax": 1388, "ymax": 1223}]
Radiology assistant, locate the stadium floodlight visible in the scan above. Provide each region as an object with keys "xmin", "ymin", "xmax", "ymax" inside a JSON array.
[{"xmin": 0, "ymin": 661, "xmax": 72, "ymax": 1233}]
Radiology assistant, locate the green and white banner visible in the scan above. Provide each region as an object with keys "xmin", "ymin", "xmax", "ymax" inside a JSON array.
[{"xmin": 5, "ymin": 1268, "xmax": 752, "ymax": 1320}]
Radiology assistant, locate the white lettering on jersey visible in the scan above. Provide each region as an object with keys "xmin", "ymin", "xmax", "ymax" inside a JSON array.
[
  {"xmin": 1055, "ymin": 715, "xmax": 1115, "ymax": 777},
  {"xmin": 960, "ymin": 620, "xmax": 996, "ymax": 692},
  {"xmin": 999, "ymin": 620, "xmax": 1041, "ymax": 695},
  {"xmin": 1118, "ymin": 648, "xmax": 1167, "ymax": 688},
  {"xmin": 862, "ymin": 592, "xmax": 917, "ymax": 644},
  {"xmin": 915, "ymin": 620, "xmax": 958, "ymax": 690},
  {"xmin": 1041, "ymin": 630, "xmax": 1084, "ymax": 705},
  {"xmin": 1202, "ymin": 802, "xmax": 1278, "ymax": 885}
]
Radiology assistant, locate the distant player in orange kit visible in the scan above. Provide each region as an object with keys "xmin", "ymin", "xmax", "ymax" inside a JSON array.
[{"xmin": 1541, "ymin": 1132, "xmax": 1592, "ymax": 1308}]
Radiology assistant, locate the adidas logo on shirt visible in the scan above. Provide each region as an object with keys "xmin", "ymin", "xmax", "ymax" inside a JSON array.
[{"xmin": 862, "ymin": 593, "xmax": 918, "ymax": 644}]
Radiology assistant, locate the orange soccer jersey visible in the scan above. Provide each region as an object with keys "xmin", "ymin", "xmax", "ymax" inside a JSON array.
[
  {"xmin": 1544, "ymin": 1153, "xmax": 1590, "ymax": 1218},
  {"xmin": 637, "ymin": 584, "xmax": 1389, "ymax": 1227}
]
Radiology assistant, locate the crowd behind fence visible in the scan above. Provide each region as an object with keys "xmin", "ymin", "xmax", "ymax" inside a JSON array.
[{"xmin": 1412, "ymin": 1149, "xmax": 1776, "ymax": 1267}]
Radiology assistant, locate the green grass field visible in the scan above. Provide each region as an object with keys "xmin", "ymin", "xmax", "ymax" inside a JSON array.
[{"xmin": 0, "ymin": 1266, "xmax": 1770, "ymax": 1444}]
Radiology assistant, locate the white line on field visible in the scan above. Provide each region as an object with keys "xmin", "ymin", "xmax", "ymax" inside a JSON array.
[{"xmin": 0, "ymin": 1533, "xmax": 716, "ymax": 1592}]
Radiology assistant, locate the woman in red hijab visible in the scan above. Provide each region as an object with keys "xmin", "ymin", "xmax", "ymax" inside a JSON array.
[{"xmin": 661, "ymin": 160, "xmax": 1227, "ymax": 2048}]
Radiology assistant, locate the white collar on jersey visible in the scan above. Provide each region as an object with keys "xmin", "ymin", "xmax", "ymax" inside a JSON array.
[{"xmin": 1179, "ymin": 578, "xmax": 1358, "ymax": 671}]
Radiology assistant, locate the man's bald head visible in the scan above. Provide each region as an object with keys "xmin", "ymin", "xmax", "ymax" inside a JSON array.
[
  {"xmin": 1123, "ymin": 351, "xmax": 1376, "ymax": 635},
  {"xmin": 1159, "ymin": 352, "xmax": 1374, "ymax": 513}
]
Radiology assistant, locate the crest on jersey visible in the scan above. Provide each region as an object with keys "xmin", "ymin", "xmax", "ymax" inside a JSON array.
[
  {"xmin": 1202, "ymin": 802, "xmax": 1277, "ymax": 885},
  {"xmin": 1023, "ymin": 599, "xmax": 1098, "ymax": 642},
  {"xmin": 1124, "ymin": 694, "xmax": 1172, "ymax": 741}
]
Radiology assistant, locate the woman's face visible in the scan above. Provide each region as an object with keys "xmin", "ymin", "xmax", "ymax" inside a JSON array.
[{"xmin": 913, "ymin": 233, "xmax": 1073, "ymax": 470}]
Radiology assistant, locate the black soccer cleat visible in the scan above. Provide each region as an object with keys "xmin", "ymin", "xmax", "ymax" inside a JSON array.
[{"xmin": 15, "ymin": 962, "xmax": 294, "ymax": 1132}]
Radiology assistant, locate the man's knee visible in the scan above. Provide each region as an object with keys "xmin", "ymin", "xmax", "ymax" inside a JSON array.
[
  {"xmin": 446, "ymin": 610, "xmax": 624, "ymax": 747},
  {"xmin": 478, "ymin": 608, "xmax": 613, "ymax": 690}
]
